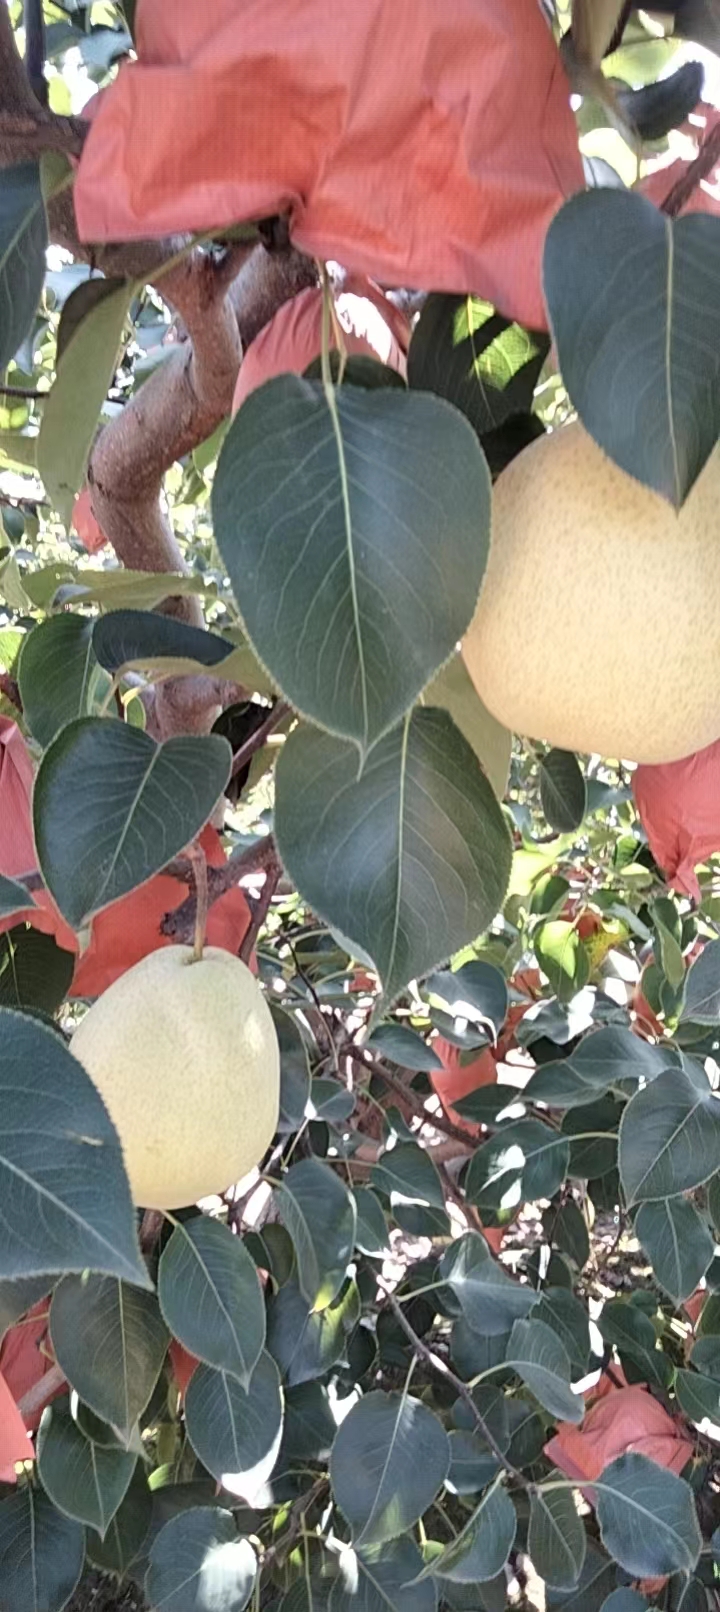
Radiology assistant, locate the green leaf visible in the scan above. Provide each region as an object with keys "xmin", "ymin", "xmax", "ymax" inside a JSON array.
[
  {"xmin": 420, "ymin": 654, "xmax": 511, "ymax": 802},
  {"xmin": 18, "ymin": 614, "xmax": 112, "ymax": 749},
  {"xmin": 529, "ymin": 1481, "xmax": 586, "ymax": 1590},
  {"xmin": 407, "ymin": 293, "xmax": 549, "ymax": 437},
  {"xmin": 533, "ymin": 1289, "xmax": 591, "ymax": 1377},
  {"xmin": 37, "ymin": 1401, "xmax": 136, "ymax": 1538},
  {"xmin": 330, "ymin": 1388, "xmax": 449, "ymax": 1547},
  {"xmin": 366, "ymin": 1023, "xmax": 442, "ymax": 1072},
  {"xmin": 690, "ymin": 1333, "xmax": 720, "ymax": 1379},
  {"xmin": 426, "ymin": 960, "xmax": 509, "ymax": 1040},
  {"xmin": 599, "ymin": 1593, "xmax": 650, "ymax": 1612},
  {"xmin": 50, "ymin": 1274, "xmax": 168, "ymax": 1441},
  {"xmin": 546, "ymin": 1202, "xmax": 591, "ymax": 1271},
  {"xmin": 540, "ymin": 750, "xmax": 587, "ymax": 834},
  {"xmin": 650, "ymin": 898, "xmax": 686, "ymax": 993},
  {"xmin": 440, "ymin": 1233, "xmax": 535, "ymax": 1336},
  {"xmin": 546, "ymin": 1544, "xmax": 616, "ymax": 1612},
  {"xmin": 535, "ymin": 922, "xmax": 589, "ymax": 1003},
  {"xmin": 524, "ymin": 1027, "xmax": 672, "ymax": 1109},
  {"xmin": 446, "ymin": 1429, "xmax": 501, "ymax": 1494},
  {"xmin": 0, "ymin": 1010, "xmax": 148, "ymax": 1287},
  {"xmin": 675, "ymin": 1366, "xmax": 720, "ymax": 1423},
  {"xmin": 266, "ymin": 1279, "xmax": 359, "ymax": 1387},
  {"xmin": 55, "ymin": 276, "xmax": 128, "ymax": 367},
  {"xmin": 184, "ymin": 1351, "xmax": 283, "ymax": 1503},
  {"xmin": 681, "ymin": 939, "xmax": 720, "ymax": 1025},
  {"xmin": 275, "ymin": 710, "xmax": 512, "ymax": 1007},
  {"xmin": 34, "ymin": 717, "xmax": 231, "ymax": 928},
  {"xmin": 276, "ymin": 1160, "xmax": 356, "ymax": 1311},
  {"xmin": 0, "ymin": 164, "xmax": 47, "ymax": 372},
  {"xmin": 93, "ymin": 607, "xmax": 239, "ymax": 676},
  {"xmin": 0, "ymin": 1487, "xmax": 84, "ymax": 1612},
  {"xmin": 0, "ymin": 874, "xmax": 35, "ymax": 919},
  {"xmin": 280, "ymin": 1381, "xmax": 337, "ymax": 1463},
  {"xmin": 636, "ymin": 1198, "xmax": 714, "ymax": 1303},
  {"xmin": 85, "ymin": 1463, "xmax": 152, "ymax": 1576},
  {"xmin": 466, "ymin": 1120, "xmax": 570, "ymax": 1212},
  {"xmin": 504, "ymin": 1319, "xmax": 583, "ymax": 1423},
  {"xmin": 274, "ymin": 1007, "xmax": 312, "ymax": 1134},
  {"xmin": 0, "ymin": 1274, "xmax": 51, "ymax": 1342},
  {"xmin": 371, "ymin": 1141, "xmax": 445, "ymax": 1211},
  {"xmin": 38, "ymin": 280, "xmax": 132, "ymax": 525},
  {"xmin": 58, "ymin": 568, "xmax": 209, "ymax": 613},
  {"xmin": 0, "ymin": 925, "xmax": 74, "ymax": 1013},
  {"xmin": 213, "ymin": 375, "xmax": 491, "ymax": 755},
  {"xmin": 595, "ymin": 1454, "xmax": 701, "ymax": 1576},
  {"xmin": 307, "ymin": 1079, "xmax": 355, "ymax": 1123},
  {"xmin": 598, "ymin": 1300, "xmax": 672, "ymax": 1391},
  {"xmin": 329, "ymin": 1538, "xmax": 437, "ymax": 1612},
  {"xmin": 353, "ymin": 1189, "xmax": 390, "ymax": 1258},
  {"xmin": 145, "ymin": 1508, "xmax": 256, "ymax": 1612},
  {"xmin": 158, "ymin": 1217, "xmax": 265, "ymax": 1388},
  {"xmin": 420, "ymin": 1477, "xmax": 516, "ymax": 1584},
  {"xmin": 543, "ymin": 189, "xmax": 720, "ymax": 507},
  {"xmin": 619, "ymin": 1065, "xmax": 720, "ymax": 1203}
]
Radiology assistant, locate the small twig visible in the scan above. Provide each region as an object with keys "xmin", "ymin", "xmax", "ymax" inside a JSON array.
[
  {"xmin": 187, "ymin": 840, "xmax": 209, "ymax": 961},
  {"xmin": 230, "ymin": 699, "xmax": 291, "ymax": 778},
  {"xmin": 139, "ymin": 1209, "xmax": 164, "ymax": 1253},
  {"xmin": 661, "ymin": 123, "xmax": 720, "ymax": 218},
  {"xmin": 260, "ymin": 1477, "xmax": 328, "ymax": 1574},
  {"xmin": 240, "ymin": 850, "xmax": 282, "ymax": 964},
  {"xmin": 17, "ymin": 1361, "xmax": 65, "ymax": 1423},
  {"xmin": 386, "ymin": 1294, "xmax": 532, "ymax": 1491},
  {"xmin": 160, "ymin": 835, "xmax": 279, "ymax": 944},
  {"xmin": 344, "ymin": 1044, "xmax": 476, "ymax": 1149},
  {"xmin": 0, "ymin": 382, "xmax": 47, "ymax": 399}
]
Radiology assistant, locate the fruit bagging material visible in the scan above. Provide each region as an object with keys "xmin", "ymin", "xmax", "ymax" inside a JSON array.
[{"xmin": 70, "ymin": 945, "xmax": 280, "ymax": 1210}]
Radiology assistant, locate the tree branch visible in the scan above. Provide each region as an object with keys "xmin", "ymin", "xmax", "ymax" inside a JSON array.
[
  {"xmin": 0, "ymin": 2, "xmax": 85, "ymax": 165},
  {"xmin": 160, "ymin": 834, "xmax": 280, "ymax": 944},
  {"xmin": 661, "ymin": 122, "xmax": 720, "ymax": 218}
]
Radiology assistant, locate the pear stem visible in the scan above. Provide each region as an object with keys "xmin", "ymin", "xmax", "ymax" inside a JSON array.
[{"xmin": 187, "ymin": 841, "xmax": 209, "ymax": 961}]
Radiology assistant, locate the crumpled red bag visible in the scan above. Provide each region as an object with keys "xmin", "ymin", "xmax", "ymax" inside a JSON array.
[
  {"xmin": 72, "ymin": 486, "xmax": 109, "ymax": 554},
  {"xmin": 0, "ymin": 716, "xmax": 252, "ymax": 995},
  {"xmin": 633, "ymin": 738, "xmax": 720, "ymax": 900},
  {"xmin": 0, "ymin": 1371, "xmax": 34, "ymax": 1482},
  {"xmin": 545, "ymin": 1380, "xmax": 694, "ymax": 1485},
  {"xmin": 0, "ymin": 1301, "xmax": 62, "ymax": 1434},
  {"xmin": 233, "ymin": 281, "xmax": 409, "ymax": 414},
  {"xmin": 74, "ymin": 0, "xmax": 583, "ymax": 330}
]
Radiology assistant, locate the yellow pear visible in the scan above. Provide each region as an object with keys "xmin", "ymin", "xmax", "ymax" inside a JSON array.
[
  {"xmin": 71, "ymin": 945, "xmax": 280, "ymax": 1210},
  {"xmin": 462, "ymin": 421, "xmax": 720, "ymax": 764}
]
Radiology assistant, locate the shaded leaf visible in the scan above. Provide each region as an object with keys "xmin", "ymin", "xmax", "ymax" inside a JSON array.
[
  {"xmin": 55, "ymin": 275, "xmax": 128, "ymax": 366},
  {"xmin": 353, "ymin": 1189, "xmax": 390, "ymax": 1258},
  {"xmin": 213, "ymin": 375, "xmax": 490, "ymax": 755},
  {"xmin": 419, "ymin": 1477, "xmax": 516, "ymax": 1583},
  {"xmin": 184, "ymin": 1351, "xmax": 283, "ymax": 1503},
  {"xmin": 619, "ymin": 1065, "xmax": 720, "ymax": 1203},
  {"xmin": 18, "ymin": 613, "xmax": 112, "ymax": 749},
  {"xmin": 546, "ymin": 1543, "xmax": 616, "ymax": 1612},
  {"xmin": 681, "ymin": 939, "xmax": 720, "ymax": 1025},
  {"xmin": 540, "ymin": 750, "xmax": 587, "ymax": 834},
  {"xmin": 0, "ymin": 1010, "xmax": 148, "ymax": 1287},
  {"xmin": 675, "ymin": 1366, "xmax": 720, "ymax": 1423},
  {"xmin": 145, "ymin": 1507, "xmax": 256, "ymax": 1612},
  {"xmin": 534, "ymin": 1288, "xmax": 591, "ymax": 1377},
  {"xmin": 420, "ymin": 654, "xmax": 511, "ymax": 802},
  {"xmin": 0, "ymin": 1273, "xmax": 51, "ymax": 1341},
  {"xmin": 0, "ymin": 163, "xmax": 47, "ymax": 372},
  {"xmin": 50, "ymin": 1274, "xmax": 168, "ymax": 1441},
  {"xmin": 274, "ymin": 710, "xmax": 512, "ymax": 1007},
  {"xmin": 37, "ymin": 1401, "xmax": 136, "ymax": 1538},
  {"xmin": 407, "ymin": 293, "xmax": 548, "ymax": 437},
  {"xmin": 529, "ymin": 1481, "xmax": 586, "ymax": 1590},
  {"xmin": 329, "ymin": 1538, "xmax": 436, "ymax": 1612},
  {"xmin": 34, "ymin": 717, "xmax": 231, "ymax": 928},
  {"xmin": 504, "ymin": 1319, "xmax": 583, "ymax": 1423},
  {"xmin": 524, "ymin": 1026, "xmax": 672, "ymax": 1109},
  {"xmin": 544, "ymin": 189, "xmax": 720, "ymax": 506},
  {"xmin": 367, "ymin": 1023, "xmax": 442, "ymax": 1072},
  {"xmin": 466, "ymin": 1120, "xmax": 570, "ymax": 1212},
  {"xmin": 441, "ymin": 1233, "xmax": 535, "ymax": 1336},
  {"xmin": 371, "ymin": 1141, "xmax": 445, "ymax": 1211},
  {"xmin": 599, "ymin": 1593, "xmax": 650, "ymax": 1612},
  {"xmin": 329, "ymin": 1388, "xmax": 449, "ymax": 1547},
  {"xmin": 636, "ymin": 1197, "xmax": 714, "ymax": 1303},
  {"xmin": 38, "ymin": 279, "xmax": 132, "ymax": 525},
  {"xmin": 279, "ymin": 1381, "xmax": 337, "ymax": 1463},
  {"xmin": 0, "ymin": 874, "xmax": 36, "ymax": 919},
  {"xmin": 266, "ymin": 1279, "xmax": 359, "ymax": 1387},
  {"xmin": 274, "ymin": 1008, "xmax": 311, "ymax": 1134},
  {"xmin": 426, "ymin": 960, "xmax": 508, "ymax": 1039},
  {"xmin": 0, "ymin": 925, "xmax": 74, "ymax": 1013},
  {"xmin": 598, "ymin": 1300, "xmax": 672, "ymax": 1391},
  {"xmin": 158, "ymin": 1216, "xmax": 265, "ymax": 1388},
  {"xmin": 93, "ymin": 608, "xmax": 236, "ymax": 675},
  {"xmin": 0, "ymin": 1486, "xmax": 84, "ymax": 1612},
  {"xmin": 595, "ymin": 1453, "xmax": 701, "ymax": 1576},
  {"xmin": 446, "ymin": 1428, "xmax": 501, "ymax": 1494},
  {"xmin": 276, "ymin": 1160, "xmax": 356, "ymax": 1311}
]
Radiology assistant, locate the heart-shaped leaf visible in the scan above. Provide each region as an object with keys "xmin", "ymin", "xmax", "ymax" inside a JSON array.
[
  {"xmin": 275, "ymin": 1160, "xmax": 356, "ymax": 1312},
  {"xmin": 467, "ymin": 1120, "xmax": 570, "ymax": 1211},
  {"xmin": 619, "ymin": 1064, "xmax": 720, "ymax": 1203},
  {"xmin": 146, "ymin": 1508, "xmax": 256, "ymax": 1612},
  {"xmin": 441, "ymin": 1233, "xmax": 535, "ymax": 1336},
  {"xmin": 0, "ymin": 1010, "xmax": 148, "ymax": 1287},
  {"xmin": 34, "ymin": 716, "xmax": 231, "ymax": 928},
  {"xmin": 158, "ymin": 1216, "xmax": 265, "ymax": 1388},
  {"xmin": 184, "ymin": 1351, "xmax": 283, "ymax": 1503},
  {"xmin": 274, "ymin": 709, "xmax": 512, "ymax": 1007},
  {"xmin": 0, "ymin": 1487, "xmax": 84, "ymax": 1612},
  {"xmin": 50, "ymin": 1274, "xmax": 168, "ymax": 1441},
  {"xmin": 636, "ymin": 1197, "xmax": 714, "ymax": 1303},
  {"xmin": 595, "ymin": 1453, "xmax": 701, "ymax": 1577},
  {"xmin": 330, "ymin": 1388, "xmax": 449, "ymax": 1546},
  {"xmin": 38, "ymin": 279, "xmax": 133, "ymax": 525},
  {"xmin": 37, "ymin": 1401, "xmax": 137, "ymax": 1538},
  {"xmin": 544, "ymin": 188, "xmax": 720, "ymax": 506},
  {"xmin": 19, "ymin": 613, "xmax": 112, "ymax": 749},
  {"xmin": 213, "ymin": 376, "xmax": 490, "ymax": 755},
  {"xmin": 0, "ymin": 164, "xmax": 47, "ymax": 372}
]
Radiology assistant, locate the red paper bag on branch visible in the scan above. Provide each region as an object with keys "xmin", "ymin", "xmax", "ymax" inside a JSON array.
[
  {"xmin": 633, "ymin": 738, "xmax": 720, "ymax": 900},
  {"xmin": 0, "ymin": 717, "xmax": 251, "ymax": 995},
  {"xmin": 74, "ymin": 0, "xmax": 582, "ymax": 330},
  {"xmin": 545, "ymin": 1379, "xmax": 694, "ymax": 1485},
  {"xmin": 233, "ymin": 281, "xmax": 409, "ymax": 414}
]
